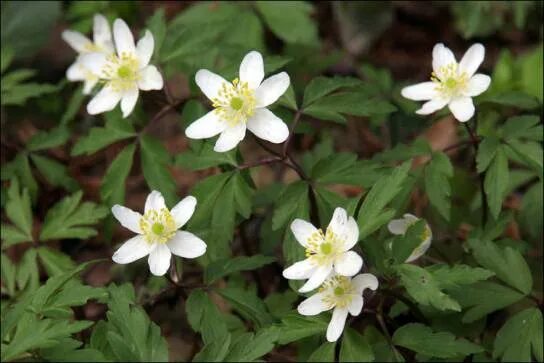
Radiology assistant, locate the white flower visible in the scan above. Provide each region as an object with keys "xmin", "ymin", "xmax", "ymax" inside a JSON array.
[
  {"xmin": 62, "ymin": 14, "xmax": 114, "ymax": 94},
  {"xmin": 283, "ymin": 208, "xmax": 363, "ymax": 293},
  {"xmin": 387, "ymin": 213, "xmax": 432, "ymax": 263},
  {"xmin": 80, "ymin": 18, "xmax": 164, "ymax": 118},
  {"xmin": 401, "ymin": 43, "xmax": 491, "ymax": 122},
  {"xmin": 298, "ymin": 273, "xmax": 378, "ymax": 342},
  {"xmin": 111, "ymin": 190, "xmax": 206, "ymax": 276},
  {"xmin": 185, "ymin": 50, "xmax": 290, "ymax": 152}
]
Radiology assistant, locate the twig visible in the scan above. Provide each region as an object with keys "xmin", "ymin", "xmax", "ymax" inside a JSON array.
[
  {"xmin": 377, "ymin": 300, "xmax": 404, "ymax": 362},
  {"xmin": 237, "ymin": 156, "xmax": 283, "ymax": 170},
  {"xmin": 282, "ymin": 110, "xmax": 302, "ymax": 157},
  {"xmin": 463, "ymin": 119, "xmax": 488, "ymax": 226},
  {"xmin": 138, "ymin": 99, "xmax": 184, "ymax": 137}
]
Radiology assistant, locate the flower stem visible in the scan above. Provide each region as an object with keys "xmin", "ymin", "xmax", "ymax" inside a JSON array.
[{"xmin": 463, "ymin": 119, "xmax": 488, "ymax": 226}]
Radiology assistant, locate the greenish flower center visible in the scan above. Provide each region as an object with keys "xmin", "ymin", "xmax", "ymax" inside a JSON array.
[
  {"xmin": 320, "ymin": 243, "xmax": 332, "ymax": 255},
  {"xmin": 334, "ymin": 287, "xmax": 344, "ymax": 296},
  {"xmin": 230, "ymin": 97, "xmax": 243, "ymax": 110},
  {"xmin": 444, "ymin": 77, "xmax": 457, "ymax": 89},
  {"xmin": 117, "ymin": 65, "xmax": 132, "ymax": 79},
  {"xmin": 152, "ymin": 223, "xmax": 165, "ymax": 235}
]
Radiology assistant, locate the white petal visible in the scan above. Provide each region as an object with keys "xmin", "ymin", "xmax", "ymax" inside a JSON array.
[
  {"xmin": 299, "ymin": 264, "xmax": 333, "ymax": 293},
  {"xmin": 282, "ymin": 259, "xmax": 316, "ymax": 280},
  {"xmin": 343, "ymin": 217, "xmax": 359, "ymax": 251},
  {"xmin": 449, "ymin": 97, "xmax": 475, "ymax": 122},
  {"xmin": 87, "ymin": 85, "xmax": 121, "ymax": 115},
  {"xmin": 112, "ymin": 235, "xmax": 151, "ymax": 264},
  {"xmin": 401, "ymin": 82, "xmax": 438, "ymax": 101},
  {"xmin": 415, "ymin": 98, "xmax": 448, "ymax": 115},
  {"xmin": 148, "ymin": 243, "xmax": 171, "ymax": 276},
  {"xmin": 136, "ymin": 30, "xmax": 154, "ymax": 67},
  {"xmin": 352, "ymin": 273, "xmax": 379, "ymax": 295},
  {"xmin": 239, "ymin": 50, "xmax": 264, "ymax": 90},
  {"xmin": 297, "ymin": 292, "xmax": 331, "ymax": 316},
  {"xmin": 113, "ymin": 18, "xmax": 135, "ymax": 56},
  {"xmin": 290, "ymin": 219, "xmax": 319, "ymax": 248},
  {"xmin": 145, "ymin": 190, "xmax": 166, "ymax": 212},
  {"xmin": 465, "ymin": 74, "xmax": 491, "ymax": 97},
  {"xmin": 185, "ymin": 110, "xmax": 227, "ymax": 139},
  {"xmin": 328, "ymin": 207, "xmax": 348, "ymax": 236},
  {"xmin": 195, "ymin": 69, "xmax": 229, "ymax": 101},
  {"xmin": 167, "ymin": 231, "xmax": 206, "ymax": 259},
  {"xmin": 347, "ymin": 294, "xmax": 363, "ymax": 316},
  {"xmin": 459, "ymin": 43, "xmax": 485, "ymax": 78},
  {"xmin": 328, "ymin": 208, "xmax": 359, "ymax": 249},
  {"xmin": 66, "ymin": 62, "xmax": 86, "ymax": 81},
  {"xmin": 387, "ymin": 218, "xmax": 409, "ymax": 235},
  {"xmin": 246, "ymin": 108, "xmax": 289, "ymax": 144},
  {"xmin": 112, "ymin": 205, "xmax": 142, "ymax": 234},
  {"xmin": 120, "ymin": 88, "xmax": 139, "ymax": 118},
  {"xmin": 138, "ymin": 65, "xmax": 163, "ymax": 90},
  {"xmin": 62, "ymin": 30, "xmax": 92, "ymax": 53},
  {"xmin": 326, "ymin": 308, "xmax": 349, "ymax": 342},
  {"xmin": 93, "ymin": 14, "xmax": 113, "ymax": 52},
  {"xmin": 403, "ymin": 213, "xmax": 419, "ymax": 223},
  {"xmin": 406, "ymin": 227, "xmax": 432, "ymax": 263},
  {"xmin": 78, "ymin": 52, "xmax": 108, "ymax": 76},
  {"xmin": 170, "ymin": 196, "xmax": 197, "ymax": 228},
  {"xmin": 255, "ymin": 72, "xmax": 290, "ymax": 108},
  {"xmin": 432, "ymin": 43, "xmax": 456, "ymax": 75},
  {"xmin": 334, "ymin": 251, "xmax": 363, "ymax": 277},
  {"xmin": 214, "ymin": 123, "xmax": 246, "ymax": 152},
  {"xmin": 82, "ymin": 78, "xmax": 98, "ymax": 95}
]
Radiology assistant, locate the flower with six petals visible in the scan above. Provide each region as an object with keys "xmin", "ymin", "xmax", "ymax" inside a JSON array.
[
  {"xmin": 111, "ymin": 190, "xmax": 206, "ymax": 276},
  {"xmin": 185, "ymin": 50, "xmax": 290, "ymax": 152}
]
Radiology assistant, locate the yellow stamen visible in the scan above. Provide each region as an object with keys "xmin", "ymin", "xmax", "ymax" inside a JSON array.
[
  {"xmin": 320, "ymin": 276, "xmax": 355, "ymax": 308},
  {"xmin": 102, "ymin": 52, "xmax": 141, "ymax": 92},
  {"xmin": 211, "ymin": 78, "xmax": 256, "ymax": 127},
  {"xmin": 140, "ymin": 208, "xmax": 176, "ymax": 244},
  {"xmin": 431, "ymin": 63, "xmax": 468, "ymax": 98}
]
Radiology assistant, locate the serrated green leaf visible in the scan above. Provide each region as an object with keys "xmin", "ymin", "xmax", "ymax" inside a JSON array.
[
  {"xmin": 501, "ymin": 115, "xmax": 542, "ymax": 141},
  {"xmin": 71, "ymin": 115, "xmax": 135, "ymax": 156},
  {"xmin": 175, "ymin": 141, "xmax": 237, "ymax": 170},
  {"xmin": 340, "ymin": 328, "xmax": 374, "ymax": 362},
  {"xmin": 427, "ymin": 264, "xmax": 495, "ymax": 290},
  {"xmin": 1, "ymin": 252, "xmax": 16, "ymax": 296},
  {"xmin": 309, "ymin": 342, "xmax": 336, "ymax": 362},
  {"xmin": 272, "ymin": 181, "xmax": 309, "ymax": 231},
  {"xmin": 30, "ymin": 154, "xmax": 78, "ymax": 191},
  {"xmin": 506, "ymin": 140, "xmax": 543, "ymax": 175},
  {"xmin": 205, "ymin": 255, "xmax": 275, "ymax": 284},
  {"xmin": 26, "ymin": 126, "xmax": 70, "ymax": 151},
  {"xmin": 37, "ymin": 246, "xmax": 76, "ymax": 276},
  {"xmin": 39, "ymin": 191, "xmax": 108, "ymax": 241},
  {"xmin": 303, "ymin": 76, "xmax": 363, "ymax": 108},
  {"xmin": 140, "ymin": 134, "xmax": 177, "ymax": 206},
  {"xmin": 392, "ymin": 323, "xmax": 483, "ymax": 359},
  {"xmin": 100, "ymin": 144, "xmax": 135, "ymax": 207},
  {"xmin": 484, "ymin": 91, "xmax": 540, "ymax": 110},
  {"xmin": 2, "ymin": 178, "xmax": 33, "ymax": 245},
  {"xmin": 224, "ymin": 327, "xmax": 279, "ymax": 362},
  {"xmin": 217, "ymin": 287, "xmax": 274, "ymax": 328},
  {"xmin": 425, "ymin": 152, "xmax": 453, "ymax": 220},
  {"xmin": 468, "ymin": 238, "xmax": 533, "ymax": 294},
  {"xmin": 476, "ymin": 136, "xmax": 500, "ymax": 173},
  {"xmin": 277, "ymin": 313, "xmax": 328, "ymax": 344},
  {"xmin": 484, "ymin": 146, "xmax": 509, "ymax": 220},
  {"xmin": 16, "ymin": 247, "xmax": 39, "ymax": 293},
  {"xmin": 193, "ymin": 334, "xmax": 232, "ymax": 362},
  {"xmin": 493, "ymin": 307, "xmax": 543, "ymax": 362}
]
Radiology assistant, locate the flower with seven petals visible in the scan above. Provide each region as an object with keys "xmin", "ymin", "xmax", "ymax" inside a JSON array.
[
  {"xmin": 387, "ymin": 213, "xmax": 432, "ymax": 263},
  {"xmin": 78, "ymin": 18, "xmax": 163, "ymax": 118},
  {"xmin": 297, "ymin": 273, "xmax": 379, "ymax": 342},
  {"xmin": 111, "ymin": 191, "xmax": 206, "ymax": 276},
  {"xmin": 62, "ymin": 14, "xmax": 114, "ymax": 94},
  {"xmin": 401, "ymin": 43, "xmax": 491, "ymax": 122},
  {"xmin": 283, "ymin": 208, "xmax": 363, "ymax": 293},
  {"xmin": 185, "ymin": 50, "xmax": 290, "ymax": 152}
]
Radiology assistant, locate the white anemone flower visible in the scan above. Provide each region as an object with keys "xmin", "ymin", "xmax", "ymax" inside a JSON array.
[
  {"xmin": 80, "ymin": 18, "xmax": 163, "ymax": 118},
  {"xmin": 185, "ymin": 50, "xmax": 290, "ymax": 152},
  {"xmin": 111, "ymin": 191, "xmax": 206, "ymax": 276},
  {"xmin": 387, "ymin": 213, "xmax": 432, "ymax": 263},
  {"xmin": 283, "ymin": 208, "xmax": 363, "ymax": 293},
  {"xmin": 298, "ymin": 273, "xmax": 379, "ymax": 342},
  {"xmin": 62, "ymin": 14, "xmax": 114, "ymax": 94},
  {"xmin": 401, "ymin": 43, "xmax": 491, "ymax": 122}
]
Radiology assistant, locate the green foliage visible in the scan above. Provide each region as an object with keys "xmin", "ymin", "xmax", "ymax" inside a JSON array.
[
  {"xmin": 392, "ymin": 323, "xmax": 483, "ymax": 359},
  {"xmin": 340, "ymin": 328, "xmax": 374, "ymax": 362},
  {"xmin": 100, "ymin": 144, "xmax": 135, "ymax": 208},
  {"xmin": 205, "ymin": 255, "xmax": 275, "ymax": 284},
  {"xmin": 483, "ymin": 146, "xmax": 509, "ymax": 220},
  {"xmin": 493, "ymin": 308, "xmax": 543, "ymax": 362},
  {"xmin": 391, "ymin": 220, "xmax": 427, "ymax": 264},
  {"xmin": 424, "ymin": 152, "xmax": 453, "ymax": 220},
  {"xmin": 1, "ymin": 179, "xmax": 33, "ymax": 247},
  {"xmin": 139, "ymin": 135, "xmax": 177, "ymax": 205}
]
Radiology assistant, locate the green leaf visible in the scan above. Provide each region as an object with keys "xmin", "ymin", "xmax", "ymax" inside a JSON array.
[
  {"xmin": 272, "ymin": 180, "xmax": 309, "ymax": 231},
  {"xmin": 484, "ymin": 146, "xmax": 509, "ymax": 220},
  {"xmin": 493, "ymin": 308, "xmax": 543, "ymax": 362},
  {"xmin": 39, "ymin": 191, "xmax": 108, "ymax": 241},
  {"xmin": 476, "ymin": 136, "xmax": 500, "ymax": 173},
  {"xmin": 427, "ymin": 264, "xmax": 495, "ymax": 290},
  {"xmin": 277, "ymin": 313, "xmax": 328, "ymax": 344},
  {"xmin": 30, "ymin": 154, "xmax": 79, "ymax": 191},
  {"xmin": 1, "ymin": 252, "xmax": 16, "ymax": 296},
  {"xmin": 194, "ymin": 335, "xmax": 232, "ymax": 362},
  {"xmin": 140, "ymin": 134, "xmax": 177, "ymax": 206},
  {"xmin": 224, "ymin": 327, "xmax": 279, "ymax": 362},
  {"xmin": 205, "ymin": 255, "xmax": 275, "ymax": 284},
  {"xmin": 395, "ymin": 264, "xmax": 461, "ymax": 312},
  {"xmin": 100, "ymin": 144, "xmax": 135, "ymax": 207},
  {"xmin": 468, "ymin": 238, "xmax": 533, "ymax": 294},
  {"xmin": 392, "ymin": 323, "xmax": 483, "ymax": 359},
  {"xmin": 1, "ymin": 80, "xmax": 58, "ymax": 105},
  {"xmin": 424, "ymin": 152, "xmax": 453, "ymax": 220},
  {"xmin": 71, "ymin": 115, "xmax": 135, "ymax": 156},
  {"xmin": 391, "ymin": 220, "xmax": 427, "ymax": 264},
  {"xmin": 146, "ymin": 8, "xmax": 166, "ymax": 61},
  {"xmin": 217, "ymin": 287, "xmax": 274, "ymax": 328},
  {"xmin": 37, "ymin": 247, "xmax": 76, "ymax": 276},
  {"xmin": 1, "ymin": 46, "xmax": 14, "ymax": 73},
  {"xmin": 309, "ymin": 342, "xmax": 336, "ymax": 362},
  {"xmin": 17, "ymin": 248, "xmax": 39, "ymax": 292},
  {"xmin": 26, "ymin": 126, "xmax": 70, "ymax": 151},
  {"xmin": 311, "ymin": 152, "xmax": 357, "ymax": 183},
  {"xmin": 6, "ymin": 154, "xmax": 38, "ymax": 202},
  {"xmin": 2, "ymin": 178, "xmax": 33, "ymax": 244},
  {"xmin": 60, "ymin": 87, "xmax": 86, "ymax": 125},
  {"xmin": 303, "ymin": 76, "xmax": 363, "ymax": 108},
  {"xmin": 447, "ymin": 281, "xmax": 525, "ymax": 323},
  {"xmin": 39, "ymin": 338, "xmax": 107, "ymax": 362},
  {"xmin": 520, "ymin": 181, "xmax": 543, "ymax": 240},
  {"xmin": 501, "ymin": 115, "xmax": 542, "ymax": 141},
  {"xmin": 340, "ymin": 328, "xmax": 374, "ymax": 362},
  {"xmin": 255, "ymin": 1, "xmax": 318, "ymax": 46},
  {"xmin": 484, "ymin": 91, "xmax": 540, "ymax": 110},
  {"xmin": 506, "ymin": 140, "xmax": 543, "ymax": 175},
  {"xmin": 175, "ymin": 141, "xmax": 237, "ymax": 170},
  {"xmin": 358, "ymin": 162, "xmax": 411, "ymax": 239}
]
